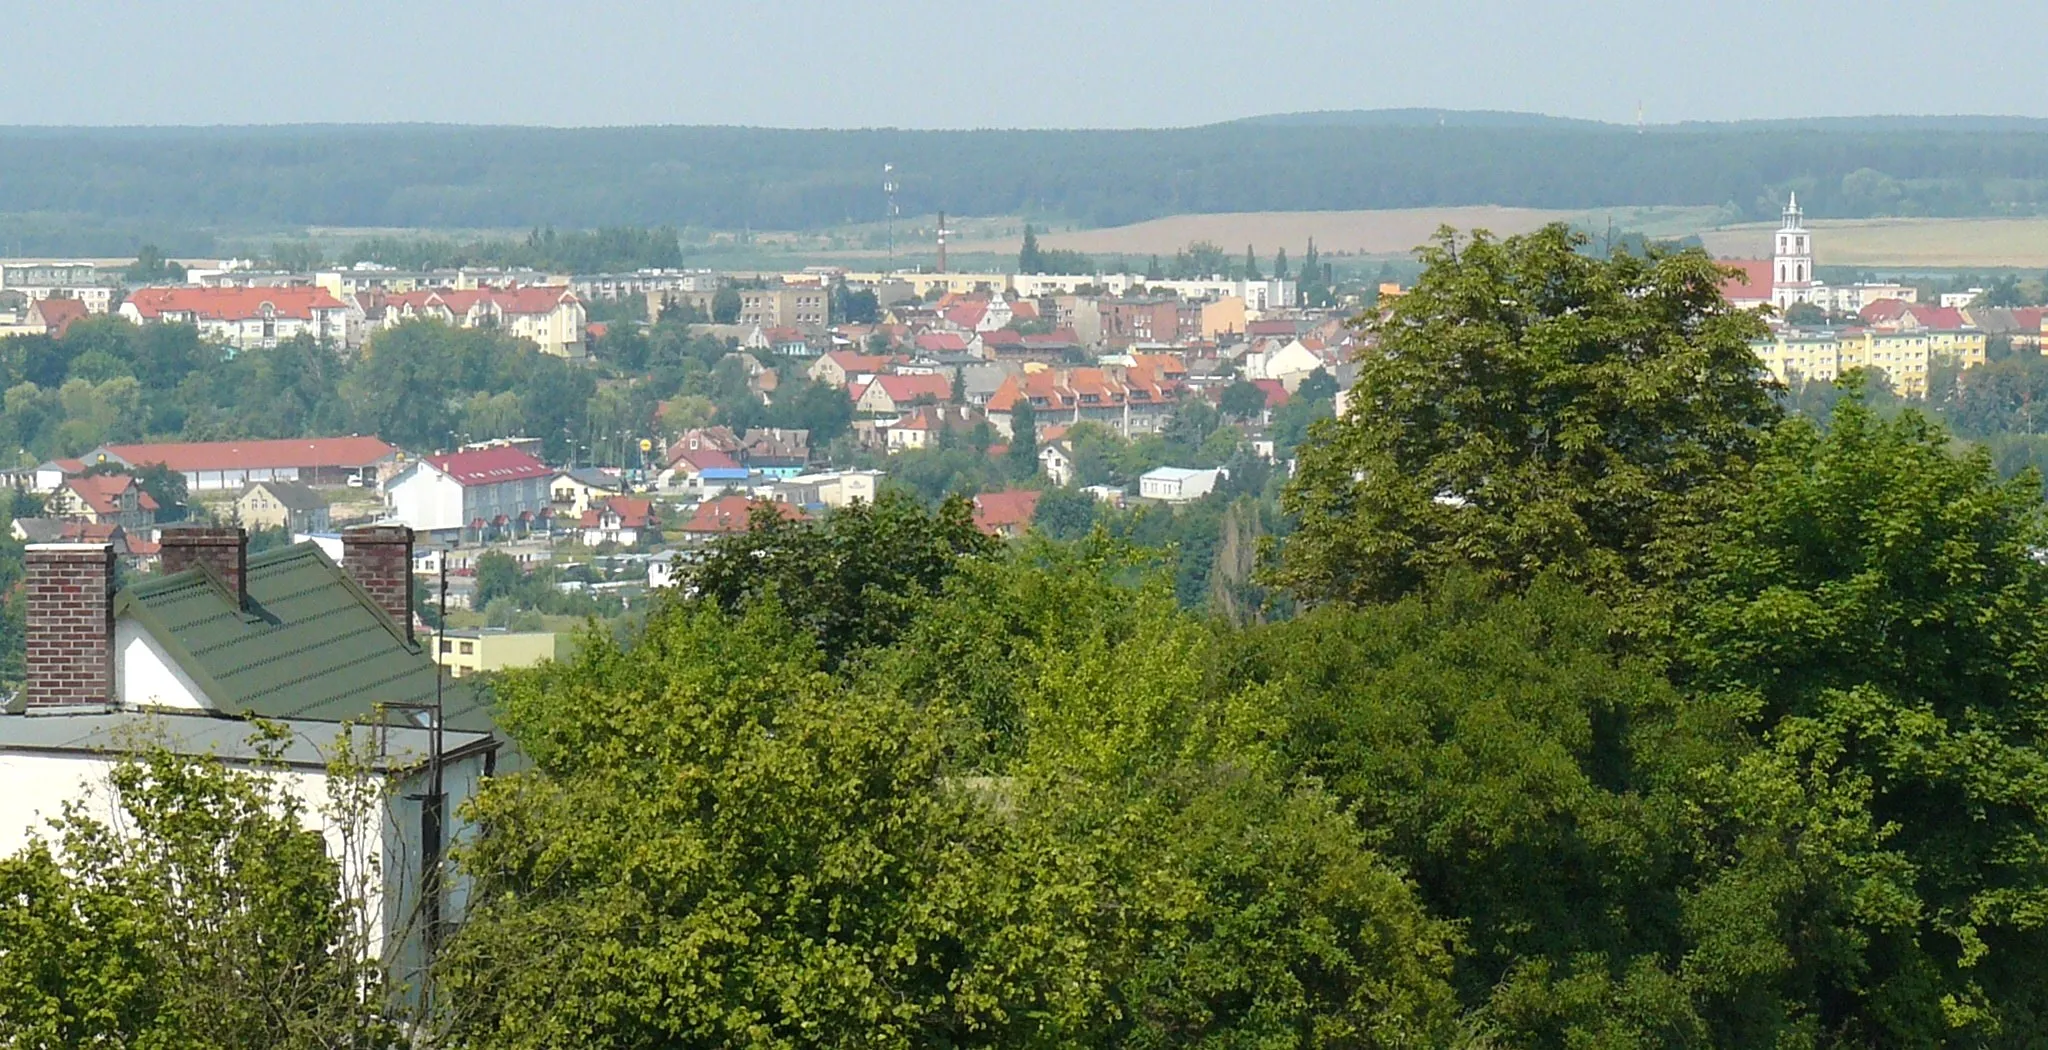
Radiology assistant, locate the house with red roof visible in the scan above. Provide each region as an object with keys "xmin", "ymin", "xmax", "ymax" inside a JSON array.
[
  {"xmin": 985, "ymin": 364, "xmax": 1179, "ymax": 438},
  {"xmin": 808, "ymin": 350, "xmax": 899, "ymax": 388},
  {"xmin": 579, "ymin": 496, "xmax": 657, "ymax": 547},
  {"xmin": 681, "ymin": 495, "xmax": 805, "ymax": 539},
  {"xmin": 45, "ymin": 474, "xmax": 159, "ymax": 534},
  {"xmin": 365, "ymin": 284, "xmax": 587, "ymax": 358},
  {"xmin": 121, "ymin": 286, "xmax": 353, "ymax": 350},
  {"xmin": 853, "ymin": 373, "xmax": 954, "ymax": 415},
  {"xmin": 972, "ymin": 489, "xmax": 1041, "ymax": 539},
  {"xmin": 86, "ymin": 436, "xmax": 399, "ymax": 491},
  {"xmin": 383, "ymin": 446, "xmax": 554, "ymax": 540},
  {"xmin": 25, "ymin": 297, "xmax": 89, "ymax": 338}
]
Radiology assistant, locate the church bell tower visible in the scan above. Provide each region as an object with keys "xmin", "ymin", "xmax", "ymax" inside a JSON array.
[{"xmin": 1773, "ymin": 193, "xmax": 1814, "ymax": 308}]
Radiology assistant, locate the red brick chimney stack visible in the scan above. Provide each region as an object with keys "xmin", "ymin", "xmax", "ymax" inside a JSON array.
[
  {"xmin": 343, "ymin": 525, "xmax": 415, "ymax": 642},
  {"xmin": 159, "ymin": 525, "xmax": 248, "ymax": 608},
  {"xmin": 23, "ymin": 543, "xmax": 117, "ymax": 709}
]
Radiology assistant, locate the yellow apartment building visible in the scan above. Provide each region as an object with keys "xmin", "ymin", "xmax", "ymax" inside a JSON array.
[
  {"xmin": 1754, "ymin": 329, "xmax": 1986, "ymax": 397},
  {"xmin": 431, "ymin": 628, "xmax": 558, "ymax": 679}
]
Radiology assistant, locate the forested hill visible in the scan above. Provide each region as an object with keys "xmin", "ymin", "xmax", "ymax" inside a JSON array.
[{"xmin": 6, "ymin": 115, "xmax": 2048, "ymax": 241}]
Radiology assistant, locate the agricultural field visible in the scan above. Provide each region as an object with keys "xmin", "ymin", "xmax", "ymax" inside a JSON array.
[{"xmin": 1697, "ymin": 217, "xmax": 2048, "ymax": 269}]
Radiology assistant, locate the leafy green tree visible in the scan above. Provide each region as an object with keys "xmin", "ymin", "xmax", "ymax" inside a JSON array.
[
  {"xmin": 0, "ymin": 742, "xmax": 393, "ymax": 1048},
  {"xmin": 440, "ymin": 604, "xmax": 1012, "ymax": 1049},
  {"xmin": 473, "ymin": 550, "xmax": 522, "ymax": 609},
  {"xmin": 1031, "ymin": 485, "xmax": 1096, "ymax": 540},
  {"xmin": 1006, "ymin": 397, "xmax": 1038, "ymax": 480},
  {"xmin": 1278, "ymin": 224, "xmax": 1778, "ymax": 610},
  {"xmin": 711, "ymin": 285, "xmax": 742, "ymax": 324},
  {"xmin": 1218, "ymin": 378, "xmax": 1267, "ymax": 420},
  {"xmin": 681, "ymin": 492, "xmax": 994, "ymax": 666},
  {"xmin": 1243, "ymin": 243, "xmax": 1261, "ymax": 280},
  {"xmin": 1671, "ymin": 397, "xmax": 2048, "ymax": 1043},
  {"xmin": 1274, "ymin": 246, "xmax": 1289, "ymax": 283},
  {"xmin": 1294, "ymin": 365, "xmax": 1340, "ymax": 404},
  {"xmin": 1018, "ymin": 223, "xmax": 1044, "ymax": 273}
]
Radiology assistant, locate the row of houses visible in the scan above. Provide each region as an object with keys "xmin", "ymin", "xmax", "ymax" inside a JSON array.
[{"xmin": 114, "ymin": 283, "xmax": 589, "ymax": 356}]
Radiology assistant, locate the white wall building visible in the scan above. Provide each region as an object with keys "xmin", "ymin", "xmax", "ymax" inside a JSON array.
[
  {"xmin": 1139, "ymin": 466, "xmax": 1225, "ymax": 503},
  {"xmin": 383, "ymin": 447, "xmax": 555, "ymax": 538}
]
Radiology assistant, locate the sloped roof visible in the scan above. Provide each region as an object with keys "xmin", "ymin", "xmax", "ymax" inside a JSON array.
[
  {"xmin": 972, "ymin": 489, "xmax": 1040, "ymax": 535},
  {"xmin": 1716, "ymin": 259, "xmax": 1775, "ymax": 303},
  {"xmin": 27, "ymin": 298, "xmax": 88, "ymax": 337},
  {"xmin": 683, "ymin": 495, "xmax": 805, "ymax": 534},
  {"xmin": 97, "ymin": 436, "xmax": 396, "ymax": 473},
  {"xmin": 425, "ymin": 446, "xmax": 553, "ymax": 486},
  {"xmin": 125, "ymin": 286, "xmax": 348, "ymax": 321},
  {"xmin": 240, "ymin": 480, "xmax": 326, "ymax": 512},
  {"xmin": 115, "ymin": 543, "xmax": 488, "ymax": 731},
  {"xmin": 64, "ymin": 474, "xmax": 159, "ymax": 514},
  {"xmin": 580, "ymin": 496, "xmax": 654, "ymax": 529},
  {"xmin": 872, "ymin": 373, "xmax": 952, "ymax": 404}
]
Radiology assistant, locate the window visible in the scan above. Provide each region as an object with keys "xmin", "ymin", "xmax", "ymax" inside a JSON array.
[
  {"xmin": 459, "ymin": 641, "xmax": 475, "ymax": 655},
  {"xmin": 439, "ymin": 640, "xmax": 453, "ymax": 654}
]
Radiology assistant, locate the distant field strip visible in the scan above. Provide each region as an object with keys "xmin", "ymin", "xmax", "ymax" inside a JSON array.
[{"xmin": 1698, "ymin": 218, "xmax": 2048, "ymax": 269}]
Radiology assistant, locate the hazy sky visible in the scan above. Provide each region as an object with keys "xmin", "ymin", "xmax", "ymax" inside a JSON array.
[{"xmin": 5, "ymin": 0, "xmax": 2044, "ymax": 128}]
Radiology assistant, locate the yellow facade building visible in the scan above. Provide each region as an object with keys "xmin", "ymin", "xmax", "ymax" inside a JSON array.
[
  {"xmin": 1754, "ymin": 328, "xmax": 1986, "ymax": 397},
  {"xmin": 430, "ymin": 629, "xmax": 558, "ymax": 679}
]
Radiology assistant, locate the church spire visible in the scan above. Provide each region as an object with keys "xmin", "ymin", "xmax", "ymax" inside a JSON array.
[{"xmin": 1782, "ymin": 192, "xmax": 1804, "ymax": 230}]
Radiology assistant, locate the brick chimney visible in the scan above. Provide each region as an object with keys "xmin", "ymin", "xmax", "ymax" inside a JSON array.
[
  {"xmin": 24, "ymin": 543, "xmax": 116, "ymax": 709},
  {"xmin": 160, "ymin": 525, "xmax": 247, "ymax": 608},
  {"xmin": 343, "ymin": 525, "xmax": 415, "ymax": 642}
]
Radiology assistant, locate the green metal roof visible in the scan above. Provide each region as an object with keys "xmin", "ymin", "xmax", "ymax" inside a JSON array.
[{"xmin": 115, "ymin": 543, "xmax": 493, "ymax": 733}]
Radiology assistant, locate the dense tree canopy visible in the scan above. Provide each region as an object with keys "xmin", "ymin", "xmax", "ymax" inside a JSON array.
[{"xmin": 1279, "ymin": 224, "xmax": 1779, "ymax": 611}]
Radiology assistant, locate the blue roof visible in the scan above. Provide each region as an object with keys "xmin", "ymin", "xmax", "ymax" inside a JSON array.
[{"xmin": 702, "ymin": 467, "xmax": 751, "ymax": 480}]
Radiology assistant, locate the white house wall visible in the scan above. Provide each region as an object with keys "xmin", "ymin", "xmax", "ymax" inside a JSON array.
[{"xmin": 115, "ymin": 619, "xmax": 210, "ymax": 711}]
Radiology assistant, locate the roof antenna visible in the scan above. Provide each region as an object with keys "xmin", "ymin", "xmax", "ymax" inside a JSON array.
[{"xmin": 1637, "ymin": 101, "xmax": 1645, "ymax": 134}]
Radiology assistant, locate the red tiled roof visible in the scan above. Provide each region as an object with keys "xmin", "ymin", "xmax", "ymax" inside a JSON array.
[
  {"xmin": 683, "ymin": 494, "xmax": 805, "ymax": 534},
  {"xmin": 972, "ymin": 489, "xmax": 1041, "ymax": 535},
  {"xmin": 425, "ymin": 446, "xmax": 553, "ymax": 486},
  {"xmin": 125, "ymin": 286, "xmax": 347, "ymax": 321},
  {"xmin": 580, "ymin": 496, "xmax": 654, "ymax": 529},
  {"xmin": 671, "ymin": 446, "xmax": 742, "ymax": 472},
  {"xmin": 915, "ymin": 332, "xmax": 970, "ymax": 353},
  {"xmin": 871, "ymin": 373, "xmax": 952, "ymax": 405},
  {"xmin": 1861, "ymin": 299, "xmax": 1913, "ymax": 323},
  {"xmin": 64, "ymin": 474, "xmax": 158, "ymax": 515},
  {"xmin": 97, "ymin": 436, "xmax": 396, "ymax": 473},
  {"xmin": 1908, "ymin": 304, "xmax": 1969, "ymax": 330},
  {"xmin": 28, "ymin": 298, "xmax": 88, "ymax": 337},
  {"xmin": 383, "ymin": 285, "xmax": 578, "ymax": 318},
  {"xmin": 1251, "ymin": 379, "xmax": 1290, "ymax": 408},
  {"xmin": 1716, "ymin": 259, "xmax": 1775, "ymax": 304}
]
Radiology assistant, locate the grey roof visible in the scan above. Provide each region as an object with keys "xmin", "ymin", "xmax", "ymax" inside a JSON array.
[
  {"xmin": 114, "ymin": 542, "xmax": 491, "ymax": 732},
  {"xmin": 557, "ymin": 467, "xmax": 624, "ymax": 491},
  {"xmin": 0, "ymin": 709, "xmax": 493, "ymax": 773},
  {"xmin": 240, "ymin": 480, "xmax": 327, "ymax": 513}
]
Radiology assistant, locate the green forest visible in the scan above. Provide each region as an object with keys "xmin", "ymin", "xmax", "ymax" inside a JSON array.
[
  {"xmin": 8, "ymin": 119, "xmax": 2048, "ymax": 252},
  {"xmin": 10, "ymin": 227, "xmax": 2048, "ymax": 1047}
]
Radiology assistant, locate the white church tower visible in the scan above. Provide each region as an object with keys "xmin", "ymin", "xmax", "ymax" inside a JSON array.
[{"xmin": 1772, "ymin": 192, "xmax": 1816, "ymax": 309}]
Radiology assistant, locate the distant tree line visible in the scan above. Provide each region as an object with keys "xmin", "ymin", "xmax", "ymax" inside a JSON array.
[{"xmin": 8, "ymin": 124, "xmax": 2048, "ymax": 253}]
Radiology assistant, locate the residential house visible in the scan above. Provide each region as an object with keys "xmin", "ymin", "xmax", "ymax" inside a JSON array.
[
  {"xmin": 45, "ymin": 474, "xmax": 159, "ymax": 534},
  {"xmin": 985, "ymin": 365, "xmax": 1179, "ymax": 438},
  {"xmin": 234, "ymin": 480, "xmax": 330, "ymax": 534},
  {"xmin": 1, "ymin": 526, "xmax": 500, "ymax": 978},
  {"xmin": 885, "ymin": 405, "xmax": 981, "ymax": 453},
  {"xmin": 660, "ymin": 446, "xmax": 751, "ymax": 497},
  {"xmin": 773, "ymin": 469, "xmax": 883, "ymax": 510},
  {"xmin": 808, "ymin": 350, "xmax": 897, "ymax": 388},
  {"xmin": 972, "ymin": 489, "xmax": 1041, "ymax": 539},
  {"xmin": 740, "ymin": 428, "xmax": 810, "ymax": 480},
  {"xmin": 853, "ymin": 373, "xmax": 953, "ymax": 416},
  {"xmin": 429, "ymin": 628, "xmax": 558, "ymax": 679},
  {"xmin": 85, "ymin": 436, "xmax": 399, "ymax": 492},
  {"xmin": 548, "ymin": 467, "xmax": 626, "ymax": 517},
  {"xmin": 681, "ymin": 494, "xmax": 805, "ymax": 539},
  {"xmin": 579, "ymin": 496, "xmax": 656, "ymax": 547},
  {"xmin": 28, "ymin": 458, "xmax": 85, "ymax": 494},
  {"xmin": 1039, "ymin": 440, "xmax": 1076, "ymax": 486},
  {"xmin": 121, "ymin": 286, "xmax": 354, "ymax": 350},
  {"xmin": 1139, "ymin": 466, "xmax": 1225, "ymax": 503},
  {"xmin": 21, "ymin": 297, "xmax": 89, "ymax": 337},
  {"xmin": 383, "ymin": 447, "xmax": 555, "ymax": 541},
  {"xmin": 369, "ymin": 285, "xmax": 588, "ymax": 358}
]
